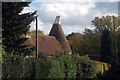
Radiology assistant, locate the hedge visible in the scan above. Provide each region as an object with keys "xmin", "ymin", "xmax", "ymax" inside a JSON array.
[
  {"xmin": 2, "ymin": 56, "xmax": 65, "ymax": 79},
  {"xmin": 2, "ymin": 56, "xmax": 23, "ymax": 78},
  {"xmin": 77, "ymin": 60, "xmax": 98, "ymax": 79},
  {"xmin": 48, "ymin": 60, "xmax": 65, "ymax": 78},
  {"xmin": 35, "ymin": 59, "xmax": 52, "ymax": 78},
  {"xmin": 90, "ymin": 60, "xmax": 111, "ymax": 76},
  {"xmin": 65, "ymin": 57, "xmax": 77, "ymax": 79},
  {"xmin": 2, "ymin": 53, "xmax": 111, "ymax": 79},
  {"xmin": 21, "ymin": 57, "xmax": 36, "ymax": 78}
]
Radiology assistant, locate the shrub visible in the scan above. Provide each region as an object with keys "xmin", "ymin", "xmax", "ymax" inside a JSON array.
[
  {"xmin": 52, "ymin": 51, "xmax": 78, "ymax": 79},
  {"xmin": 38, "ymin": 52, "xmax": 48, "ymax": 60},
  {"xmin": 51, "ymin": 50, "xmax": 64, "ymax": 60},
  {"xmin": 2, "ymin": 52, "xmax": 111, "ymax": 79},
  {"xmin": 65, "ymin": 58, "xmax": 77, "ymax": 79},
  {"xmin": 77, "ymin": 60, "xmax": 98, "ymax": 79},
  {"xmin": 35, "ymin": 58, "xmax": 52, "ymax": 78},
  {"xmin": 72, "ymin": 53, "xmax": 90, "ymax": 63},
  {"xmin": 2, "ymin": 56, "xmax": 23, "ymax": 78},
  {"xmin": 51, "ymin": 51, "xmax": 77, "ymax": 79},
  {"xmin": 21, "ymin": 57, "xmax": 36, "ymax": 78},
  {"xmin": 48, "ymin": 60, "xmax": 65, "ymax": 78},
  {"xmin": 76, "ymin": 55, "xmax": 111, "ymax": 79},
  {"xmin": 73, "ymin": 54, "xmax": 99, "ymax": 79},
  {"xmin": 90, "ymin": 60, "xmax": 111, "ymax": 76}
]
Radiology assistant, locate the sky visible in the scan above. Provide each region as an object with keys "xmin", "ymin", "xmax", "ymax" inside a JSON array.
[{"xmin": 22, "ymin": 0, "xmax": 119, "ymax": 35}]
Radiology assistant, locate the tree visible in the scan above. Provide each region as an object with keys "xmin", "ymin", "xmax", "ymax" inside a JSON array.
[
  {"xmin": 92, "ymin": 15, "xmax": 120, "ymax": 78},
  {"xmin": 66, "ymin": 32, "xmax": 81, "ymax": 40},
  {"xmin": 83, "ymin": 28, "xmax": 101, "ymax": 58},
  {"xmin": 67, "ymin": 30, "xmax": 101, "ymax": 58},
  {"xmin": 100, "ymin": 28, "xmax": 118, "ymax": 63},
  {"xmin": 92, "ymin": 15, "xmax": 120, "ymax": 33},
  {"xmin": 92, "ymin": 15, "xmax": 120, "ymax": 61},
  {"xmin": 2, "ymin": 2, "xmax": 36, "ymax": 56},
  {"xmin": 68, "ymin": 35, "xmax": 87, "ymax": 55},
  {"xmin": 30, "ymin": 30, "xmax": 44, "ymax": 35}
]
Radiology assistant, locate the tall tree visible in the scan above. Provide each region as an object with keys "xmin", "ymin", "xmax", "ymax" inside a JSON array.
[
  {"xmin": 92, "ymin": 15, "xmax": 120, "ymax": 61},
  {"xmin": 83, "ymin": 28, "xmax": 101, "ymax": 58},
  {"xmin": 100, "ymin": 28, "xmax": 118, "ymax": 63},
  {"xmin": 2, "ymin": 2, "xmax": 36, "ymax": 56},
  {"xmin": 92, "ymin": 15, "xmax": 120, "ymax": 33}
]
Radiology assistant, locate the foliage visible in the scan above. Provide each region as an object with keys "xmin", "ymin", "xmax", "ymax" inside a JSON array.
[
  {"xmin": 100, "ymin": 29, "xmax": 118, "ymax": 63},
  {"xmin": 21, "ymin": 57, "xmax": 36, "ymax": 78},
  {"xmin": 66, "ymin": 32, "xmax": 81, "ymax": 40},
  {"xmin": 73, "ymin": 54, "xmax": 98, "ymax": 79},
  {"xmin": 65, "ymin": 57, "xmax": 77, "ymax": 79},
  {"xmin": 51, "ymin": 51, "xmax": 77, "ymax": 79},
  {"xmin": 72, "ymin": 53, "xmax": 90, "ymax": 63},
  {"xmin": 2, "ymin": 57, "xmax": 50, "ymax": 79},
  {"xmin": 91, "ymin": 15, "xmax": 120, "ymax": 79},
  {"xmin": 2, "ymin": 51, "xmax": 112, "ymax": 79},
  {"xmin": 48, "ymin": 60, "xmax": 65, "ymax": 78},
  {"xmin": 2, "ymin": 56, "xmax": 23, "ymax": 78},
  {"xmin": 30, "ymin": 30, "xmax": 44, "ymax": 34},
  {"xmin": 77, "ymin": 60, "xmax": 98, "ymax": 79},
  {"xmin": 83, "ymin": 28, "xmax": 101, "ymax": 57},
  {"xmin": 38, "ymin": 52, "xmax": 48, "ymax": 60},
  {"xmin": 2, "ymin": 2, "xmax": 36, "ymax": 56},
  {"xmin": 72, "ymin": 53, "xmax": 111, "ymax": 79},
  {"xmin": 67, "ymin": 15, "xmax": 120, "ymax": 62},
  {"xmin": 100, "ymin": 29, "xmax": 111, "ymax": 63},
  {"xmin": 92, "ymin": 15, "xmax": 120, "ymax": 60},
  {"xmin": 116, "ymin": 28, "xmax": 120, "ymax": 56},
  {"xmin": 68, "ymin": 30, "xmax": 101, "ymax": 59},
  {"xmin": 92, "ymin": 15, "xmax": 120, "ymax": 33},
  {"xmin": 51, "ymin": 51, "xmax": 111, "ymax": 79},
  {"xmin": 90, "ymin": 60, "xmax": 111, "ymax": 76},
  {"xmin": 68, "ymin": 35, "xmax": 87, "ymax": 55},
  {"xmin": 35, "ymin": 58, "xmax": 52, "ymax": 78}
]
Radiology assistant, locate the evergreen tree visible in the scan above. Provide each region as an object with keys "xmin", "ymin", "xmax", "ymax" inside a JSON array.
[
  {"xmin": 100, "ymin": 28, "xmax": 118, "ymax": 63},
  {"xmin": 2, "ymin": 2, "xmax": 36, "ymax": 56}
]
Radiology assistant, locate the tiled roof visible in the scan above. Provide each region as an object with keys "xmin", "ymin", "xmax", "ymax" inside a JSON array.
[{"xmin": 24, "ymin": 33, "xmax": 63, "ymax": 55}]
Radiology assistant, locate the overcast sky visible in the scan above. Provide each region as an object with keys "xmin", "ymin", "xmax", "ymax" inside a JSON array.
[{"xmin": 22, "ymin": 0, "xmax": 118, "ymax": 35}]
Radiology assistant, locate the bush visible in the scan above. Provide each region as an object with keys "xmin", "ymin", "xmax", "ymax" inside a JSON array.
[
  {"xmin": 21, "ymin": 57, "xmax": 36, "ymax": 78},
  {"xmin": 90, "ymin": 60, "xmax": 111, "ymax": 77},
  {"xmin": 72, "ymin": 54, "xmax": 99, "ymax": 79},
  {"xmin": 75, "ymin": 54, "xmax": 111, "ymax": 79},
  {"xmin": 38, "ymin": 52, "xmax": 48, "ymax": 60},
  {"xmin": 2, "ymin": 56, "xmax": 23, "ymax": 78},
  {"xmin": 77, "ymin": 60, "xmax": 98, "ymax": 79},
  {"xmin": 72, "ymin": 53, "xmax": 90, "ymax": 63},
  {"xmin": 51, "ymin": 51, "xmax": 77, "ymax": 79},
  {"xmin": 48, "ymin": 60, "xmax": 65, "ymax": 78},
  {"xmin": 35, "ymin": 58, "xmax": 52, "ymax": 78},
  {"xmin": 2, "ymin": 52, "xmax": 111, "ymax": 79},
  {"xmin": 65, "ymin": 58, "xmax": 77, "ymax": 79}
]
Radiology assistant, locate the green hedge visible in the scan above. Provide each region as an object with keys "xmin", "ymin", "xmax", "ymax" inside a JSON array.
[
  {"xmin": 2, "ymin": 56, "xmax": 23, "ymax": 78},
  {"xmin": 48, "ymin": 60, "xmax": 65, "ymax": 78},
  {"xmin": 77, "ymin": 60, "xmax": 98, "ymax": 79},
  {"xmin": 2, "ymin": 56, "xmax": 66, "ymax": 79},
  {"xmin": 21, "ymin": 57, "xmax": 36, "ymax": 78},
  {"xmin": 65, "ymin": 58, "xmax": 77, "ymax": 79},
  {"xmin": 2, "ymin": 52, "xmax": 110, "ymax": 79},
  {"xmin": 51, "ymin": 51, "xmax": 77, "ymax": 79},
  {"xmin": 35, "ymin": 59, "xmax": 52, "ymax": 78}
]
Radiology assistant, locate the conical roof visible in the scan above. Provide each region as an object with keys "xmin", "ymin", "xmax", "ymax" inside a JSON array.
[{"xmin": 49, "ymin": 24, "xmax": 72, "ymax": 53}]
